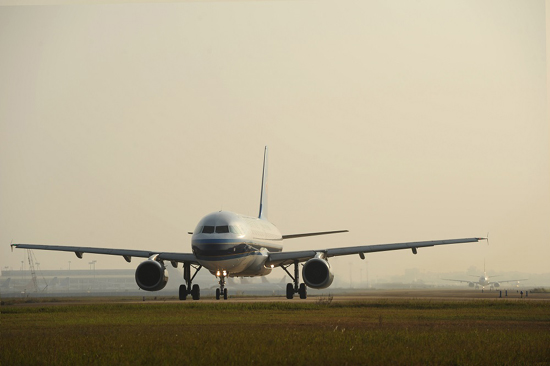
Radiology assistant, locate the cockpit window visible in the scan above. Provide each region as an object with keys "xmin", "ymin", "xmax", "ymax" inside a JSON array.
[
  {"xmin": 229, "ymin": 225, "xmax": 242, "ymax": 235},
  {"xmin": 215, "ymin": 225, "xmax": 229, "ymax": 233},
  {"xmin": 199, "ymin": 225, "xmax": 243, "ymax": 235},
  {"xmin": 202, "ymin": 226, "xmax": 215, "ymax": 234}
]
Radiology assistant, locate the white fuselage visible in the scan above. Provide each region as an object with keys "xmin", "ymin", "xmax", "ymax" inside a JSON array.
[
  {"xmin": 478, "ymin": 274, "xmax": 490, "ymax": 287},
  {"xmin": 191, "ymin": 211, "xmax": 283, "ymax": 277}
]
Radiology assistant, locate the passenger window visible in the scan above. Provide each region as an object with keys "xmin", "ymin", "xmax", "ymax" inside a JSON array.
[
  {"xmin": 202, "ymin": 226, "xmax": 215, "ymax": 233},
  {"xmin": 215, "ymin": 225, "xmax": 229, "ymax": 233}
]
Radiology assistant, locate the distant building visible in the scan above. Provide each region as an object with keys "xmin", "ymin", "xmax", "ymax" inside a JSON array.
[{"xmin": 1, "ymin": 269, "xmax": 140, "ymax": 296}]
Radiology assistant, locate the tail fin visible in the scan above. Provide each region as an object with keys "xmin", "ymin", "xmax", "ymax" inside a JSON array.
[{"xmin": 258, "ymin": 146, "xmax": 268, "ymax": 220}]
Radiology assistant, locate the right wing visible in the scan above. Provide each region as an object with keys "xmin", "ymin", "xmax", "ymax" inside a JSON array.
[
  {"xmin": 441, "ymin": 278, "xmax": 474, "ymax": 284},
  {"xmin": 267, "ymin": 237, "xmax": 486, "ymax": 267},
  {"xmin": 11, "ymin": 243, "xmax": 199, "ymax": 264}
]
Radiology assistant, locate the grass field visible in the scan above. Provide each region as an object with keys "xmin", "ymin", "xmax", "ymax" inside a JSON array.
[{"xmin": 2, "ymin": 298, "xmax": 549, "ymax": 365}]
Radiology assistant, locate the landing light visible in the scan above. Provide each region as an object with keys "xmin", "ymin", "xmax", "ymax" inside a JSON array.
[
  {"xmin": 222, "ymin": 270, "xmax": 227, "ymax": 276},
  {"xmin": 270, "ymin": 264, "xmax": 274, "ymax": 268},
  {"xmin": 216, "ymin": 270, "xmax": 221, "ymax": 277}
]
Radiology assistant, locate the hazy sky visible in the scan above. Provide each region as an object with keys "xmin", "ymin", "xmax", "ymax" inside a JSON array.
[{"xmin": 1, "ymin": 1, "xmax": 548, "ymax": 283}]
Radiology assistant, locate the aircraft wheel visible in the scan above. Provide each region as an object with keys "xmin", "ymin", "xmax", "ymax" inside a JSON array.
[
  {"xmin": 223, "ymin": 288, "xmax": 228, "ymax": 300},
  {"xmin": 286, "ymin": 283, "xmax": 294, "ymax": 299},
  {"xmin": 179, "ymin": 285, "xmax": 187, "ymax": 301},
  {"xmin": 191, "ymin": 284, "xmax": 200, "ymax": 300},
  {"xmin": 216, "ymin": 288, "xmax": 220, "ymax": 300},
  {"xmin": 299, "ymin": 283, "xmax": 307, "ymax": 299}
]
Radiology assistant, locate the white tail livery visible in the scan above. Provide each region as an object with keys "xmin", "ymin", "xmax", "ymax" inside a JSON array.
[{"xmin": 12, "ymin": 147, "xmax": 486, "ymax": 300}]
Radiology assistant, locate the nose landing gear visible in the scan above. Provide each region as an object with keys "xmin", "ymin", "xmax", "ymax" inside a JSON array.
[{"xmin": 216, "ymin": 270, "xmax": 229, "ymax": 300}]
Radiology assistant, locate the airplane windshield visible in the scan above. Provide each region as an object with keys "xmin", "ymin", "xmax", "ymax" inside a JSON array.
[
  {"xmin": 215, "ymin": 225, "xmax": 229, "ymax": 233},
  {"xmin": 202, "ymin": 226, "xmax": 215, "ymax": 233},
  {"xmin": 198, "ymin": 225, "xmax": 242, "ymax": 234},
  {"xmin": 229, "ymin": 225, "xmax": 243, "ymax": 235}
]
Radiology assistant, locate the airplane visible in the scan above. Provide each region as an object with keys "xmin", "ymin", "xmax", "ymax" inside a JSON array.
[
  {"xmin": 11, "ymin": 147, "xmax": 486, "ymax": 300},
  {"xmin": 443, "ymin": 263, "xmax": 527, "ymax": 290}
]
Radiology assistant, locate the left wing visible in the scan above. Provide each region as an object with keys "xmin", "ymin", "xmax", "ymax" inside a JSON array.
[
  {"xmin": 266, "ymin": 237, "xmax": 485, "ymax": 267},
  {"xmin": 10, "ymin": 243, "xmax": 198, "ymax": 264}
]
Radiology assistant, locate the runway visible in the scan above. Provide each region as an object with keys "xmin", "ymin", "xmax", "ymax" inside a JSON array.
[
  {"xmin": 197, "ymin": 288, "xmax": 550, "ymax": 303},
  {"xmin": 4, "ymin": 288, "xmax": 549, "ymax": 307}
]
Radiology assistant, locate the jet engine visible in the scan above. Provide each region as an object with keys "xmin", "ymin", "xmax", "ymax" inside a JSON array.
[
  {"xmin": 468, "ymin": 282, "xmax": 475, "ymax": 288},
  {"xmin": 302, "ymin": 258, "xmax": 334, "ymax": 289},
  {"xmin": 493, "ymin": 282, "xmax": 500, "ymax": 288},
  {"xmin": 135, "ymin": 259, "xmax": 168, "ymax": 291}
]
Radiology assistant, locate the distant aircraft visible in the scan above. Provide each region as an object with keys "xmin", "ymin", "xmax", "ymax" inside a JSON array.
[
  {"xmin": 443, "ymin": 263, "xmax": 527, "ymax": 290},
  {"xmin": 12, "ymin": 147, "xmax": 486, "ymax": 300}
]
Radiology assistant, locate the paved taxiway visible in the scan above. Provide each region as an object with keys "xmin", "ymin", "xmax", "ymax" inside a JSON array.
[{"xmin": 4, "ymin": 288, "xmax": 549, "ymax": 307}]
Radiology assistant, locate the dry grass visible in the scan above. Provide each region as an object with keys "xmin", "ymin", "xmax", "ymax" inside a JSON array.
[{"xmin": 2, "ymin": 299, "xmax": 549, "ymax": 365}]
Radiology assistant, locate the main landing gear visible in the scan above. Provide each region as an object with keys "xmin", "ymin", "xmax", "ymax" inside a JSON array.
[
  {"xmin": 215, "ymin": 270, "xmax": 228, "ymax": 300},
  {"xmin": 281, "ymin": 260, "xmax": 307, "ymax": 299},
  {"xmin": 179, "ymin": 263, "xmax": 202, "ymax": 300}
]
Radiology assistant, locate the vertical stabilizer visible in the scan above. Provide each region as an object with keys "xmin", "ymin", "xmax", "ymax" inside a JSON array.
[{"xmin": 258, "ymin": 146, "xmax": 268, "ymax": 219}]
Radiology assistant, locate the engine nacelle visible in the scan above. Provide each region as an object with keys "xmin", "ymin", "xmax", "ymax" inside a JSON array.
[
  {"xmin": 135, "ymin": 259, "xmax": 168, "ymax": 291},
  {"xmin": 468, "ymin": 282, "xmax": 475, "ymax": 288},
  {"xmin": 302, "ymin": 258, "xmax": 334, "ymax": 289},
  {"xmin": 493, "ymin": 282, "xmax": 500, "ymax": 288}
]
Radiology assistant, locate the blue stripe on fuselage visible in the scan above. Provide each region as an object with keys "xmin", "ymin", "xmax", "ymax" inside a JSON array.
[
  {"xmin": 192, "ymin": 238, "xmax": 282, "ymax": 253},
  {"xmin": 194, "ymin": 250, "xmax": 263, "ymax": 261},
  {"xmin": 193, "ymin": 239, "xmax": 247, "ymax": 244}
]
